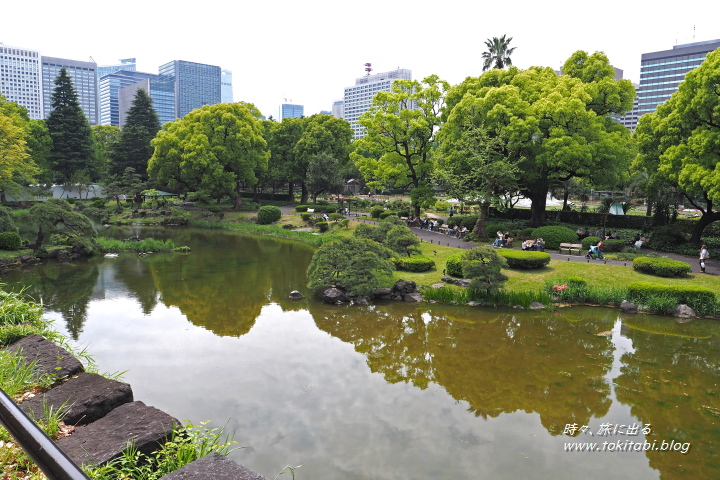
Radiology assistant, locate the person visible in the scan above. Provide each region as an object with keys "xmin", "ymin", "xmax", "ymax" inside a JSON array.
[
  {"xmin": 536, "ymin": 237, "xmax": 545, "ymax": 251},
  {"xmin": 522, "ymin": 239, "xmax": 535, "ymax": 251},
  {"xmin": 501, "ymin": 232, "xmax": 510, "ymax": 247},
  {"xmin": 596, "ymin": 239, "xmax": 605, "ymax": 259},
  {"xmin": 457, "ymin": 225, "xmax": 468, "ymax": 238},
  {"xmin": 634, "ymin": 238, "xmax": 643, "ymax": 249},
  {"xmin": 493, "ymin": 230, "xmax": 503, "ymax": 247},
  {"xmin": 583, "ymin": 227, "xmax": 590, "ymax": 239},
  {"xmin": 595, "ymin": 228, "xmax": 603, "ymax": 238},
  {"xmin": 700, "ymin": 244, "xmax": 709, "ymax": 273},
  {"xmin": 322, "ymin": 213, "xmax": 329, "ymax": 222},
  {"xmin": 448, "ymin": 206, "xmax": 454, "ymax": 217},
  {"xmin": 576, "ymin": 228, "xmax": 583, "ymax": 239}
]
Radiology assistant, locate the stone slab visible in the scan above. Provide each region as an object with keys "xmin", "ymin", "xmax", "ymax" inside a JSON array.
[
  {"xmin": 160, "ymin": 453, "xmax": 267, "ymax": 480},
  {"xmin": 7, "ymin": 334, "xmax": 84, "ymax": 379},
  {"xmin": 56, "ymin": 401, "xmax": 181, "ymax": 466},
  {"xmin": 21, "ymin": 372, "xmax": 133, "ymax": 426}
]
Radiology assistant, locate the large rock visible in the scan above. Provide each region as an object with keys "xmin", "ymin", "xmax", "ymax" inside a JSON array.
[
  {"xmin": 403, "ymin": 293, "xmax": 424, "ymax": 302},
  {"xmin": 7, "ymin": 334, "xmax": 84, "ymax": 380},
  {"xmin": 431, "ymin": 283, "xmax": 446, "ymax": 289},
  {"xmin": 620, "ymin": 300, "xmax": 638, "ymax": 314},
  {"xmin": 441, "ymin": 276, "xmax": 455, "ymax": 284},
  {"xmin": 529, "ymin": 302, "xmax": 545, "ymax": 310},
  {"xmin": 392, "ymin": 280, "xmax": 418, "ymax": 295},
  {"xmin": 56, "ymin": 401, "xmax": 181, "ymax": 466},
  {"xmin": 452, "ymin": 279, "xmax": 471, "ymax": 287},
  {"xmin": 21, "ymin": 373, "xmax": 133, "ymax": 426},
  {"xmin": 374, "ymin": 288, "xmax": 392, "ymax": 300},
  {"xmin": 675, "ymin": 304, "xmax": 696, "ymax": 318},
  {"xmin": 321, "ymin": 288, "xmax": 350, "ymax": 304},
  {"xmin": 160, "ymin": 453, "xmax": 267, "ymax": 480},
  {"xmin": 288, "ymin": 290, "xmax": 303, "ymax": 299}
]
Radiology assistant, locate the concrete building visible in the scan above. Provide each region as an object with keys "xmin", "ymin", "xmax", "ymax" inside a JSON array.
[
  {"xmin": 41, "ymin": 56, "xmax": 99, "ymax": 125},
  {"xmin": 159, "ymin": 60, "xmax": 221, "ymax": 118},
  {"xmin": 280, "ymin": 103, "xmax": 304, "ymax": 119},
  {"xmin": 118, "ymin": 75, "xmax": 175, "ymax": 127},
  {"xmin": 343, "ymin": 68, "xmax": 412, "ymax": 139},
  {"xmin": 221, "ymin": 69, "xmax": 233, "ymax": 103},
  {"xmin": 332, "ymin": 99, "xmax": 344, "ymax": 119},
  {"xmin": 99, "ymin": 70, "xmax": 157, "ymax": 126},
  {"xmin": 0, "ymin": 43, "xmax": 43, "ymax": 119}
]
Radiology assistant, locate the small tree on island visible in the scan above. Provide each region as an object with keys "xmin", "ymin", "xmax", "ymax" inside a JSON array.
[
  {"xmin": 28, "ymin": 199, "xmax": 98, "ymax": 255},
  {"xmin": 462, "ymin": 247, "xmax": 508, "ymax": 296}
]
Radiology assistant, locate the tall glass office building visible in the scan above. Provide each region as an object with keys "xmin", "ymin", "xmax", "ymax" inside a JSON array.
[
  {"xmin": 97, "ymin": 58, "xmax": 136, "ymax": 78},
  {"xmin": 99, "ymin": 70, "xmax": 157, "ymax": 126},
  {"xmin": 280, "ymin": 103, "xmax": 304, "ymax": 119},
  {"xmin": 221, "ymin": 69, "xmax": 233, "ymax": 103},
  {"xmin": 118, "ymin": 75, "xmax": 175, "ymax": 127},
  {"xmin": 41, "ymin": 56, "xmax": 99, "ymax": 125},
  {"xmin": 0, "ymin": 43, "xmax": 43, "ymax": 119},
  {"xmin": 159, "ymin": 60, "xmax": 221, "ymax": 118}
]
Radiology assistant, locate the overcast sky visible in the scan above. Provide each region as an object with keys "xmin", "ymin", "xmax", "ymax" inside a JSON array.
[{"xmin": 3, "ymin": 0, "xmax": 719, "ymax": 118}]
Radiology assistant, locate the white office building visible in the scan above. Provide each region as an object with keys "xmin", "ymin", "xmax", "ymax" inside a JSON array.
[
  {"xmin": 221, "ymin": 69, "xmax": 233, "ymax": 103},
  {"xmin": 0, "ymin": 43, "xmax": 43, "ymax": 119},
  {"xmin": 332, "ymin": 99, "xmax": 344, "ymax": 119},
  {"xmin": 343, "ymin": 68, "xmax": 411, "ymax": 139}
]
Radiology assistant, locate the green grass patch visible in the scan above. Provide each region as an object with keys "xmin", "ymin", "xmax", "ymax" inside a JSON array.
[{"xmin": 96, "ymin": 238, "xmax": 178, "ymax": 253}]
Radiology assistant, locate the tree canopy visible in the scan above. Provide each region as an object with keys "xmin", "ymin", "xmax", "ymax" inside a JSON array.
[
  {"xmin": 0, "ymin": 96, "xmax": 40, "ymax": 202},
  {"xmin": 110, "ymin": 89, "xmax": 161, "ymax": 178},
  {"xmin": 481, "ymin": 35, "xmax": 516, "ymax": 71}
]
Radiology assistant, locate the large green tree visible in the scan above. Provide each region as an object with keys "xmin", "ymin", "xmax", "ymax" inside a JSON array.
[
  {"xmin": 305, "ymin": 153, "xmax": 345, "ymax": 203},
  {"xmin": 352, "ymin": 75, "xmax": 449, "ymax": 217},
  {"xmin": 45, "ymin": 68, "xmax": 96, "ymax": 183},
  {"xmin": 481, "ymin": 35, "xmax": 516, "ymax": 71},
  {"xmin": 27, "ymin": 119, "xmax": 54, "ymax": 185},
  {"xmin": 444, "ymin": 52, "xmax": 635, "ymax": 227},
  {"xmin": 91, "ymin": 125, "xmax": 120, "ymax": 178},
  {"xmin": 110, "ymin": 89, "xmax": 161, "ymax": 178},
  {"xmin": 261, "ymin": 117, "xmax": 305, "ymax": 200},
  {"xmin": 148, "ymin": 102, "xmax": 268, "ymax": 209},
  {"xmin": 0, "ymin": 96, "xmax": 40, "ymax": 202},
  {"xmin": 635, "ymin": 48, "xmax": 720, "ymax": 242}
]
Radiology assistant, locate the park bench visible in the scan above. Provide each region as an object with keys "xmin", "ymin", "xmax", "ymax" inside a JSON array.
[{"xmin": 559, "ymin": 243, "xmax": 583, "ymax": 255}]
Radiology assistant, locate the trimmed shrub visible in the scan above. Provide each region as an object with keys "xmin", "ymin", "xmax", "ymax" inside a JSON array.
[
  {"xmin": 354, "ymin": 223, "xmax": 384, "ymax": 243},
  {"xmin": 381, "ymin": 215, "xmax": 404, "ymax": 225},
  {"xmin": 329, "ymin": 213, "xmax": 344, "ymax": 222},
  {"xmin": 446, "ymin": 252, "xmax": 466, "ymax": 277},
  {"xmin": 530, "ymin": 226, "xmax": 577, "ymax": 250},
  {"xmin": 370, "ymin": 206, "xmax": 384, "ymax": 218},
  {"xmin": 604, "ymin": 239, "xmax": 625, "ymax": 252},
  {"xmin": 632, "ymin": 257, "xmax": 692, "ymax": 277},
  {"xmin": 391, "ymin": 255, "xmax": 436, "ymax": 272},
  {"xmin": 581, "ymin": 236, "xmax": 601, "ymax": 250},
  {"xmin": 379, "ymin": 211, "xmax": 398, "ymax": 220},
  {"xmin": 0, "ymin": 231, "xmax": 22, "ymax": 250},
  {"xmin": 497, "ymin": 249, "xmax": 551, "ymax": 269},
  {"xmin": 316, "ymin": 221, "xmax": 329, "ymax": 232},
  {"xmin": 256, "ymin": 205, "xmax": 282, "ymax": 225},
  {"xmin": 627, "ymin": 282, "xmax": 716, "ymax": 309},
  {"xmin": 301, "ymin": 212, "xmax": 313, "ymax": 222},
  {"xmin": 567, "ymin": 276, "xmax": 587, "ymax": 286}
]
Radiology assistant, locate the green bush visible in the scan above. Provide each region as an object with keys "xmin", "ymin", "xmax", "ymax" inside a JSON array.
[
  {"xmin": 627, "ymin": 281, "xmax": 716, "ymax": 312},
  {"xmin": 316, "ymin": 221, "xmax": 329, "ymax": 233},
  {"xmin": 301, "ymin": 212, "xmax": 313, "ymax": 222},
  {"xmin": 379, "ymin": 211, "xmax": 399, "ymax": 220},
  {"xmin": 632, "ymin": 257, "xmax": 692, "ymax": 277},
  {"xmin": 354, "ymin": 223, "xmax": 384, "ymax": 243},
  {"xmin": 256, "ymin": 205, "xmax": 282, "ymax": 225},
  {"xmin": 381, "ymin": 215, "xmax": 404, "ymax": 225},
  {"xmin": 531, "ymin": 226, "xmax": 577, "ymax": 250},
  {"xmin": 0, "ymin": 231, "xmax": 22, "ymax": 250},
  {"xmin": 446, "ymin": 252, "xmax": 466, "ymax": 277},
  {"xmin": 329, "ymin": 213, "xmax": 344, "ymax": 222},
  {"xmin": 497, "ymin": 249, "xmax": 551, "ymax": 269},
  {"xmin": 581, "ymin": 236, "xmax": 602, "ymax": 250},
  {"xmin": 604, "ymin": 239, "xmax": 625, "ymax": 252},
  {"xmin": 391, "ymin": 255, "xmax": 436, "ymax": 272},
  {"xmin": 370, "ymin": 206, "xmax": 384, "ymax": 218}
]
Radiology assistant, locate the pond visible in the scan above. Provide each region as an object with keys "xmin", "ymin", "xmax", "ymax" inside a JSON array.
[{"xmin": 2, "ymin": 228, "xmax": 719, "ymax": 479}]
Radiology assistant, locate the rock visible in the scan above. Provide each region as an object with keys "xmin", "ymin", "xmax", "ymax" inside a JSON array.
[
  {"xmin": 392, "ymin": 280, "xmax": 418, "ymax": 295},
  {"xmin": 513, "ymin": 305, "xmax": 524, "ymax": 309},
  {"xmin": 21, "ymin": 373, "xmax": 133, "ymax": 426},
  {"xmin": 441, "ymin": 276, "xmax": 454, "ymax": 284},
  {"xmin": 56, "ymin": 401, "xmax": 181, "ymax": 466},
  {"xmin": 431, "ymin": 283, "xmax": 446, "ymax": 289},
  {"xmin": 453, "ymin": 279, "xmax": 471, "ymax": 287},
  {"xmin": 354, "ymin": 296, "xmax": 369, "ymax": 306},
  {"xmin": 620, "ymin": 300, "xmax": 638, "ymax": 314},
  {"xmin": 7, "ymin": 334, "xmax": 84, "ymax": 380},
  {"xmin": 19, "ymin": 254, "xmax": 33, "ymax": 263},
  {"xmin": 675, "ymin": 304, "xmax": 696, "ymax": 318},
  {"xmin": 288, "ymin": 290, "xmax": 303, "ymax": 299},
  {"xmin": 322, "ymin": 288, "xmax": 349, "ymax": 304},
  {"xmin": 529, "ymin": 302, "xmax": 545, "ymax": 310},
  {"xmin": 467, "ymin": 301, "xmax": 480, "ymax": 306},
  {"xmin": 374, "ymin": 288, "xmax": 392, "ymax": 300},
  {"xmin": 403, "ymin": 293, "xmax": 424, "ymax": 302},
  {"xmin": 160, "ymin": 453, "xmax": 267, "ymax": 480}
]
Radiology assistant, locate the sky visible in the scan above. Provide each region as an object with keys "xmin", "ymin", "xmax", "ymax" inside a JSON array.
[{"xmin": 3, "ymin": 0, "xmax": 719, "ymax": 119}]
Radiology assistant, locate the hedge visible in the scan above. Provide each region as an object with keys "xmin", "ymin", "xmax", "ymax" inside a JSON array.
[
  {"xmin": 604, "ymin": 239, "xmax": 626, "ymax": 252},
  {"xmin": 530, "ymin": 226, "xmax": 577, "ymax": 250},
  {"xmin": 256, "ymin": 205, "xmax": 282, "ymax": 224},
  {"xmin": 0, "ymin": 231, "xmax": 22, "ymax": 250},
  {"xmin": 581, "ymin": 236, "xmax": 602, "ymax": 250},
  {"xmin": 497, "ymin": 249, "xmax": 551, "ymax": 269},
  {"xmin": 632, "ymin": 257, "xmax": 692, "ymax": 277},
  {"xmin": 391, "ymin": 255, "xmax": 436, "ymax": 272},
  {"xmin": 446, "ymin": 252, "xmax": 466, "ymax": 277},
  {"xmin": 627, "ymin": 281, "xmax": 716, "ymax": 307}
]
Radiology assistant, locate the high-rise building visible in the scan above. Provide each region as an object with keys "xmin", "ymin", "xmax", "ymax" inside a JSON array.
[
  {"xmin": 159, "ymin": 60, "xmax": 221, "ymax": 118},
  {"xmin": 118, "ymin": 75, "xmax": 175, "ymax": 127},
  {"xmin": 41, "ymin": 56, "xmax": 99, "ymax": 125},
  {"xmin": 343, "ymin": 68, "xmax": 412, "ymax": 139},
  {"xmin": 280, "ymin": 103, "xmax": 303, "ymax": 119},
  {"xmin": 99, "ymin": 70, "xmax": 157, "ymax": 126},
  {"xmin": 633, "ymin": 39, "xmax": 720, "ymax": 129},
  {"xmin": 221, "ymin": 69, "xmax": 233, "ymax": 103},
  {"xmin": 0, "ymin": 43, "xmax": 43, "ymax": 119},
  {"xmin": 97, "ymin": 58, "xmax": 136, "ymax": 78},
  {"xmin": 332, "ymin": 99, "xmax": 344, "ymax": 119}
]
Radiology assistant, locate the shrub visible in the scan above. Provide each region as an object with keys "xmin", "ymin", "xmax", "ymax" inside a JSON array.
[
  {"xmin": 632, "ymin": 257, "xmax": 692, "ymax": 277},
  {"xmin": 354, "ymin": 223, "xmax": 384, "ymax": 243},
  {"xmin": 650, "ymin": 224, "xmax": 689, "ymax": 249},
  {"xmin": 391, "ymin": 255, "xmax": 436, "ymax": 272},
  {"xmin": 446, "ymin": 252, "xmax": 466, "ymax": 277},
  {"xmin": 329, "ymin": 213, "xmax": 344, "ymax": 222},
  {"xmin": 386, "ymin": 225, "xmax": 420, "ymax": 257},
  {"xmin": 530, "ymin": 226, "xmax": 577, "ymax": 250},
  {"xmin": 340, "ymin": 218, "xmax": 350, "ymax": 228},
  {"xmin": 462, "ymin": 247, "xmax": 508, "ymax": 296},
  {"xmin": 370, "ymin": 206, "xmax": 384, "ymax": 218},
  {"xmin": 316, "ymin": 221, "xmax": 329, "ymax": 233},
  {"xmin": 497, "ymin": 249, "xmax": 551, "ymax": 269},
  {"xmin": 604, "ymin": 239, "xmax": 625, "ymax": 252},
  {"xmin": 381, "ymin": 215, "xmax": 404, "ymax": 225},
  {"xmin": 379, "ymin": 211, "xmax": 398, "ymax": 220},
  {"xmin": 282, "ymin": 224, "xmax": 294, "ymax": 229},
  {"xmin": 581, "ymin": 236, "xmax": 601, "ymax": 250},
  {"xmin": 256, "ymin": 205, "xmax": 282, "ymax": 225},
  {"xmin": 0, "ymin": 231, "xmax": 22, "ymax": 250},
  {"xmin": 627, "ymin": 281, "xmax": 716, "ymax": 313},
  {"xmin": 301, "ymin": 213, "xmax": 313, "ymax": 222}
]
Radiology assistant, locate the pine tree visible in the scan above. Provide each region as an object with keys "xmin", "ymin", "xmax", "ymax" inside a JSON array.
[
  {"xmin": 109, "ymin": 88, "xmax": 161, "ymax": 178},
  {"xmin": 45, "ymin": 68, "xmax": 96, "ymax": 183}
]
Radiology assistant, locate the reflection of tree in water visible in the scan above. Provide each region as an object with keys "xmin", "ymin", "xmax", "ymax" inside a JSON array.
[
  {"xmin": 112, "ymin": 256, "xmax": 161, "ymax": 314},
  {"xmin": 615, "ymin": 317, "xmax": 720, "ymax": 478},
  {"xmin": 312, "ymin": 303, "xmax": 616, "ymax": 436}
]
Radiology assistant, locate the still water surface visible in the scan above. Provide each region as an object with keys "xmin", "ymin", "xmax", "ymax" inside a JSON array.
[{"xmin": 2, "ymin": 228, "xmax": 719, "ymax": 479}]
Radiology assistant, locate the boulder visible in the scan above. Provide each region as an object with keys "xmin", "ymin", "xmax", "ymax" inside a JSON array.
[
  {"xmin": 288, "ymin": 290, "xmax": 303, "ymax": 299},
  {"xmin": 441, "ymin": 276, "xmax": 454, "ymax": 284},
  {"xmin": 453, "ymin": 279, "xmax": 471, "ymax": 287},
  {"xmin": 7, "ymin": 334, "xmax": 84, "ymax": 380},
  {"xmin": 392, "ymin": 280, "xmax": 418, "ymax": 295},
  {"xmin": 431, "ymin": 283, "xmax": 446, "ymax": 289},
  {"xmin": 160, "ymin": 453, "xmax": 267, "ymax": 480},
  {"xmin": 354, "ymin": 296, "xmax": 369, "ymax": 306},
  {"xmin": 675, "ymin": 304, "xmax": 696, "ymax": 318},
  {"xmin": 322, "ymin": 288, "xmax": 349, "ymax": 304},
  {"xmin": 529, "ymin": 302, "xmax": 545, "ymax": 310},
  {"xmin": 403, "ymin": 293, "xmax": 424, "ymax": 302},
  {"xmin": 374, "ymin": 288, "xmax": 392, "ymax": 300},
  {"xmin": 620, "ymin": 300, "xmax": 638, "ymax": 314}
]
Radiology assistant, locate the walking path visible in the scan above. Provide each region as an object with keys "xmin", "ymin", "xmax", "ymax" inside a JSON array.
[{"xmin": 279, "ymin": 206, "xmax": 716, "ymax": 276}]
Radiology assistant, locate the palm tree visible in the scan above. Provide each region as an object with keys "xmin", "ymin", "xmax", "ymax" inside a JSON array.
[{"xmin": 482, "ymin": 35, "xmax": 516, "ymax": 71}]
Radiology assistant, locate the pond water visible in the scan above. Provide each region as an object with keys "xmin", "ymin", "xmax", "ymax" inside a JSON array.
[{"xmin": 2, "ymin": 228, "xmax": 719, "ymax": 479}]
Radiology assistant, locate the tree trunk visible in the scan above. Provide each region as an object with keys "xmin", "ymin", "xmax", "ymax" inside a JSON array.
[
  {"xmin": 34, "ymin": 227, "xmax": 45, "ymax": 251},
  {"xmin": 413, "ymin": 204, "xmax": 421, "ymax": 218},
  {"xmin": 300, "ymin": 183, "xmax": 309, "ymax": 204},
  {"xmin": 234, "ymin": 194, "xmax": 243, "ymax": 210},
  {"xmin": 473, "ymin": 200, "xmax": 490, "ymax": 238},
  {"xmin": 288, "ymin": 181, "xmax": 294, "ymax": 202},
  {"xmin": 528, "ymin": 182, "xmax": 550, "ymax": 227},
  {"xmin": 690, "ymin": 209, "xmax": 720, "ymax": 244}
]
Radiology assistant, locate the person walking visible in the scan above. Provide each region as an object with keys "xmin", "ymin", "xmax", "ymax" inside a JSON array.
[{"xmin": 700, "ymin": 244, "xmax": 709, "ymax": 273}]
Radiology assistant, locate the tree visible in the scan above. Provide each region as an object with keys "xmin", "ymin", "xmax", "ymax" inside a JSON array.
[
  {"xmin": 481, "ymin": 35, "xmax": 516, "ymax": 71},
  {"xmin": 28, "ymin": 198, "xmax": 97, "ymax": 254},
  {"xmin": 103, "ymin": 167, "xmax": 147, "ymax": 209},
  {"xmin": 45, "ymin": 68, "xmax": 96, "ymax": 183},
  {"xmin": 0, "ymin": 96, "xmax": 40, "ymax": 202},
  {"xmin": 443, "ymin": 52, "xmax": 635, "ymax": 227},
  {"xmin": 352, "ymin": 75, "xmax": 449, "ymax": 217},
  {"xmin": 148, "ymin": 102, "xmax": 269, "ymax": 209},
  {"xmin": 91, "ymin": 125, "xmax": 120, "ymax": 178},
  {"xmin": 385, "ymin": 225, "xmax": 421, "ymax": 257},
  {"xmin": 109, "ymin": 89, "xmax": 161, "ymax": 178},
  {"xmin": 462, "ymin": 247, "xmax": 508, "ymax": 296},
  {"xmin": 306, "ymin": 153, "xmax": 344, "ymax": 203},
  {"xmin": 635, "ymin": 48, "xmax": 720, "ymax": 242}
]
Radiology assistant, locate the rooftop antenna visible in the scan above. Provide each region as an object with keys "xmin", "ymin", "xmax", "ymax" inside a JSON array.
[
  {"xmin": 693, "ymin": 24, "xmax": 696, "ymax": 41},
  {"xmin": 365, "ymin": 62, "xmax": 372, "ymax": 76}
]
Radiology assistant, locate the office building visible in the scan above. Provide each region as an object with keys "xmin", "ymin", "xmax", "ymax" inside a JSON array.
[
  {"xmin": 0, "ymin": 43, "xmax": 43, "ymax": 119},
  {"xmin": 280, "ymin": 103, "xmax": 303, "ymax": 119},
  {"xmin": 633, "ymin": 39, "xmax": 720, "ymax": 129},
  {"xmin": 97, "ymin": 58, "xmax": 136, "ymax": 78},
  {"xmin": 343, "ymin": 68, "xmax": 412, "ymax": 139},
  {"xmin": 118, "ymin": 75, "xmax": 175, "ymax": 127},
  {"xmin": 41, "ymin": 56, "xmax": 99, "ymax": 125},
  {"xmin": 99, "ymin": 70, "xmax": 157, "ymax": 126},
  {"xmin": 332, "ymin": 99, "xmax": 344, "ymax": 119},
  {"xmin": 221, "ymin": 69, "xmax": 233, "ymax": 103},
  {"xmin": 159, "ymin": 60, "xmax": 221, "ymax": 118}
]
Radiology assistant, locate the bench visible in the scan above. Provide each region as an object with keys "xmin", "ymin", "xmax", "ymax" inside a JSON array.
[{"xmin": 559, "ymin": 243, "xmax": 583, "ymax": 255}]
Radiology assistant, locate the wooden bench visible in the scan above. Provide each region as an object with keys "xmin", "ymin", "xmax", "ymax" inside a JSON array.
[{"xmin": 559, "ymin": 243, "xmax": 583, "ymax": 255}]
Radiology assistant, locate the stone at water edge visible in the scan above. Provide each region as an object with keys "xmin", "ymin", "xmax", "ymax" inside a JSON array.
[
  {"xmin": 431, "ymin": 283, "xmax": 446, "ymax": 289},
  {"xmin": 289, "ymin": 290, "xmax": 303, "ymax": 299},
  {"xmin": 322, "ymin": 287, "xmax": 350, "ymax": 304},
  {"xmin": 403, "ymin": 293, "xmax": 424, "ymax": 302},
  {"xmin": 620, "ymin": 300, "xmax": 638, "ymax": 314},
  {"xmin": 675, "ymin": 304, "xmax": 696, "ymax": 318},
  {"xmin": 529, "ymin": 302, "xmax": 545, "ymax": 310}
]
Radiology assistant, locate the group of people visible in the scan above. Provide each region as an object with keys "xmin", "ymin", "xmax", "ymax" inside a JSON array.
[
  {"xmin": 576, "ymin": 227, "xmax": 621, "ymax": 241},
  {"xmin": 521, "ymin": 238, "xmax": 545, "ymax": 251},
  {"xmin": 492, "ymin": 231, "xmax": 511, "ymax": 248}
]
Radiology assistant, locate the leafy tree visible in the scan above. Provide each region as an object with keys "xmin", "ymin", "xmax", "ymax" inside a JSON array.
[
  {"xmin": 26, "ymin": 119, "xmax": 54, "ymax": 184},
  {"xmin": 109, "ymin": 89, "xmax": 161, "ymax": 178},
  {"xmin": 481, "ymin": 35, "xmax": 516, "ymax": 71},
  {"xmin": 45, "ymin": 68, "xmax": 96, "ymax": 183},
  {"xmin": 307, "ymin": 237, "xmax": 394, "ymax": 297},
  {"xmin": 104, "ymin": 167, "xmax": 146, "ymax": 208},
  {"xmin": 91, "ymin": 125, "xmax": 120, "ymax": 178},
  {"xmin": 148, "ymin": 102, "xmax": 269, "ymax": 209},
  {"xmin": 385, "ymin": 225, "xmax": 421, "ymax": 257},
  {"xmin": 63, "ymin": 169, "xmax": 95, "ymax": 199},
  {"xmin": 306, "ymin": 153, "xmax": 344, "ymax": 203},
  {"xmin": 28, "ymin": 198, "xmax": 97, "ymax": 254},
  {"xmin": 352, "ymin": 75, "xmax": 449, "ymax": 217},
  {"xmin": 462, "ymin": 247, "xmax": 508, "ymax": 295},
  {"xmin": 255, "ymin": 119, "xmax": 295, "ymax": 200},
  {"xmin": 635, "ymin": 48, "xmax": 720, "ymax": 242},
  {"xmin": 0, "ymin": 96, "xmax": 40, "ymax": 202},
  {"xmin": 0, "ymin": 206, "xmax": 18, "ymax": 233}
]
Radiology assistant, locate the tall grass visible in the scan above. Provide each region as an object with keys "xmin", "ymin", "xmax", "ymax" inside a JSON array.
[
  {"xmin": 190, "ymin": 219, "xmax": 335, "ymax": 247},
  {"xmin": 96, "ymin": 238, "xmax": 177, "ymax": 253},
  {"xmin": 422, "ymin": 285, "xmax": 552, "ymax": 308}
]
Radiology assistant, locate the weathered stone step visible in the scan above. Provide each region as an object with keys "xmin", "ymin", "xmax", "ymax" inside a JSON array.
[
  {"xmin": 56, "ymin": 401, "xmax": 181, "ymax": 466},
  {"xmin": 160, "ymin": 453, "xmax": 267, "ymax": 480},
  {"xmin": 20, "ymin": 372, "xmax": 133, "ymax": 426},
  {"xmin": 7, "ymin": 334, "xmax": 84, "ymax": 379}
]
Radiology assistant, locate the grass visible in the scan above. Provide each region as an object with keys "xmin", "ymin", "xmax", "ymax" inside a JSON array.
[
  {"xmin": 96, "ymin": 237, "xmax": 179, "ymax": 253},
  {"xmin": 190, "ymin": 219, "xmax": 340, "ymax": 247}
]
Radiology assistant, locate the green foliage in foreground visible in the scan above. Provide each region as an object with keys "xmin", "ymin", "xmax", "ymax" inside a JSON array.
[
  {"xmin": 96, "ymin": 238, "xmax": 177, "ymax": 253},
  {"xmin": 632, "ymin": 256, "xmax": 692, "ymax": 277},
  {"xmin": 462, "ymin": 247, "xmax": 508, "ymax": 295},
  {"xmin": 422, "ymin": 285, "xmax": 552, "ymax": 308},
  {"xmin": 446, "ymin": 252, "xmax": 465, "ymax": 277}
]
